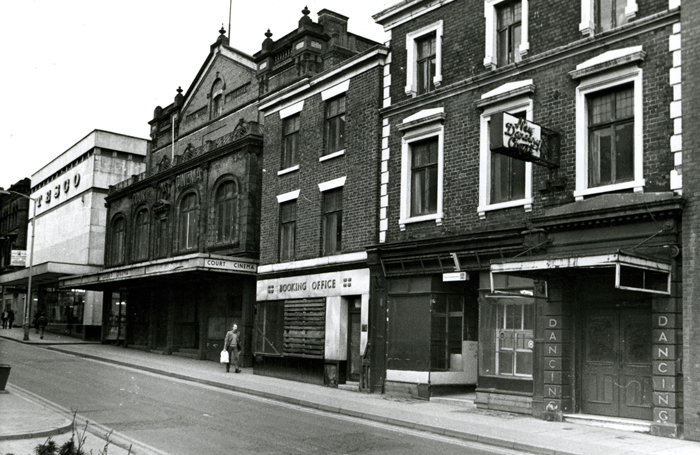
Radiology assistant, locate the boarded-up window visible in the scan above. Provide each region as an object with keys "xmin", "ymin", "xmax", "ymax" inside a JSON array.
[{"xmin": 284, "ymin": 300, "xmax": 325, "ymax": 358}]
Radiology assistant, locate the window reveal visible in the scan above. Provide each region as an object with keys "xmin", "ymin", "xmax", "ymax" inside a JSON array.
[
  {"xmin": 279, "ymin": 200, "xmax": 297, "ymax": 262},
  {"xmin": 416, "ymin": 32, "xmax": 437, "ymax": 95},
  {"xmin": 282, "ymin": 115, "xmax": 300, "ymax": 168},
  {"xmin": 325, "ymin": 95, "xmax": 346, "ymax": 154},
  {"xmin": 322, "ymin": 188, "xmax": 342, "ymax": 255},
  {"xmin": 215, "ymin": 181, "xmax": 238, "ymax": 244},
  {"xmin": 179, "ymin": 193, "xmax": 198, "ymax": 250},
  {"xmin": 497, "ymin": 1, "xmax": 522, "ymax": 67},
  {"xmin": 588, "ymin": 85, "xmax": 634, "ymax": 188},
  {"xmin": 410, "ymin": 138, "xmax": 439, "ymax": 216}
]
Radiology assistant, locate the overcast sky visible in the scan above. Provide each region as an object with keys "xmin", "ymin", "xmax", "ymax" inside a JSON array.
[{"xmin": 0, "ymin": 1, "xmax": 390, "ymax": 191}]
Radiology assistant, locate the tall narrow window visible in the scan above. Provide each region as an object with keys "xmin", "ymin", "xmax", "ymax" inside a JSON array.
[
  {"xmin": 279, "ymin": 200, "xmax": 296, "ymax": 262},
  {"xmin": 410, "ymin": 138, "xmax": 438, "ymax": 217},
  {"xmin": 179, "ymin": 193, "xmax": 198, "ymax": 251},
  {"xmin": 416, "ymin": 33, "xmax": 436, "ymax": 95},
  {"xmin": 588, "ymin": 85, "xmax": 634, "ymax": 188},
  {"xmin": 322, "ymin": 188, "xmax": 342, "ymax": 255},
  {"xmin": 111, "ymin": 217, "xmax": 126, "ymax": 265},
  {"xmin": 497, "ymin": 1, "xmax": 522, "ymax": 67},
  {"xmin": 489, "ymin": 112, "xmax": 526, "ymax": 203},
  {"xmin": 133, "ymin": 209, "xmax": 150, "ymax": 261},
  {"xmin": 154, "ymin": 218, "xmax": 168, "ymax": 258},
  {"xmin": 215, "ymin": 181, "xmax": 238, "ymax": 244},
  {"xmin": 282, "ymin": 115, "xmax": 300, "ymax": 168},
  {"xmin": 596, "ymin": 0, "xmax": 627, "ymax": 33},
  {"xmin": 325, "ymin": 95, "xmax": 346, "ymax": 154},
  {"xmin": 213, "ymin": 94, "xmax": 223, "ymax": 118}
]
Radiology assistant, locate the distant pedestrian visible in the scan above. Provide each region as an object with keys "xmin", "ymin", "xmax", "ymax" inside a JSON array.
[
  {"xmin": 1, "ymin": 309, "xmax": 7, "ymax": 329},
  {"xmin": 223, "ymin": 323, "xmax": 241, "ymax": 373},
  {"xmin": 33, "ymin": 310, "xmax": 41, "ymax": 333},
  {"xmin": 7, "ymin": 309, "xmax": 14, "ymax": 329},
  {"xmin": 37, "ymin": 312, "xmax": 48, "ymax": 339}
]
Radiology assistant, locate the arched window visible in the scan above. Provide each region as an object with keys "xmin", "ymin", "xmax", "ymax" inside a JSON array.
[
  {"xmin": 211, "ymin": 78, "xmax": 224, "ymax": 119},
  {"xmin": 133, "ymin": 208, "xmax": 150, "ymax": 261},
  {"xmin": 215, "ymin": 181, "xmax": 238, "ymax": 244},
  {"xmin": 111, "ymin": 217, "xmax": 126, "ymax": 265},
  {"xmin": 179, "ymin": 193, "xmax": 198, "ymax": 250}
]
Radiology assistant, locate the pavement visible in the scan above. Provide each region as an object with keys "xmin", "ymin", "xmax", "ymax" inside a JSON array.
[{"xmin": 2, "ymin": 327, "xmax": 700, "ymax": 455}]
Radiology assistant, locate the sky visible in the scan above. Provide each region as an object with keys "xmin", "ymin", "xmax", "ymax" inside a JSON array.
[{"xmin": 0, "ymin": 0, "xmax": 390, "ymax": 191}]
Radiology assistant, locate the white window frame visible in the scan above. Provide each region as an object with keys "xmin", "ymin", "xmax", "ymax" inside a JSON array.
[
  {"xmin": 399, "ymin": 109, "xmax": 445, "ymax": 230},
  {"xmin": 405, "ymin": 21, "xmax": 443, "ymax": 97},
  {"xmin": 574, "ymin": 65, "xmax": 644, "ymax": 200},
  {"xmin": 478, "ymin": 93, "xmax": 533, "ymax": 219},
  {"xmin": 579, "ymin": 0, "xmax": 638, "ymax": 36},
  {"xmin": 484, "ymin": 0, "xmax": 529, "ymax": 70}
]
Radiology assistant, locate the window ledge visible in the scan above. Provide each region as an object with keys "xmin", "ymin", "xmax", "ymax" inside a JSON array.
[
  {"xmin": 399, "ymin": 212, "xmax": 444, "ymax": 231},
  {"xmin": 277, "ymin": 165, "xmax": 299, "ymax": 176},
  {"xmin": 319, "ymin": 150, "xmax": 345, "ymax": 162},
  {"xmin": 478, "ymin": 199, "xmax": 533, "ymax": 220},
  {"xmin": 574, "ymin": 179, "xmax": 645, "ymax": 201}
]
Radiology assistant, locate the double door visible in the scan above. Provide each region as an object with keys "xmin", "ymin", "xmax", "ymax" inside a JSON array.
[{"xmin": 581, "ymin": 306, "xmax": 652, "ymax": 420}]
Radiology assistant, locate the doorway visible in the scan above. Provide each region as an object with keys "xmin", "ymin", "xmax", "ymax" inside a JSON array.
[
  {"xmin": 581, "ymin": 305, "xmax": 652, "ymax": 420},
  {"xmin": 347, "ymin": 297, "xmax": 362, "ymax": 382}
]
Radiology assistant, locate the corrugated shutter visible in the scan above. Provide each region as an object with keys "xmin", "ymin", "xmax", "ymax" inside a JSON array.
[{"xmin": 284, "ymin": 299, "xmax": 325, "ymax": 358}]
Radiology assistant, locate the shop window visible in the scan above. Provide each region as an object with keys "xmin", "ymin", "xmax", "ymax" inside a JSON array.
[
  {"xmin": 325, "ymin": 95, "xmax": 346, "ymax": 155},
  {"xmin": 430, "ymin": 295, "xmax": 464, "ymax": 371},
  {"xmin": 282, "ymin": 114, "xmax": 300, "ymax": 169},
  {"xmin": 132, "ymin": 208, "xmax": 150, "ymax": 261},
  {"xmin": 484, "ymin": 0, "xmax": 529, "ymax": 70},
  {"xmin": 178, "ymin": 192, "xmax": 198, "ymax": 251},
  {"xmin": 279, "ymin": 199, "xmax": 296, "ymax": 262},
  {"xmin": 496, "ymin": 0, "xmax": 522, "ymax": 67},
  {"xmin": 479, "ymin": 297, "xmax": 534, "ymax": 378},
  {"xmin": 478, "ymin": 85, "xmax": 533, "ymax": 218},
  {"xmin": 255, "ymin": 301, "xmax": 284, "ymax": 355},
  {"xmin": 111, "ymin": 216, "xmax": 126, "ymax": 265},
  {"xmin": 405, "ymin": 21, "xmax": 443, "ymax": 96},
  {"xmin": 322, "ymin": 188, "xmax": 342, "ymax": 255},
  {"xmin": 214, "ymin": 181, "xmax": 238, "ymax": 245}
]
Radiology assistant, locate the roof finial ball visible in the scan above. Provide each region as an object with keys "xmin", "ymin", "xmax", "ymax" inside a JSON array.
[
  {"xmin": 299, "ymin": 5, "xmax": 312, "ymax": 26},
  {"xmin": 219, "ymin": 24, "xmax": 226, "ymax": 36}
]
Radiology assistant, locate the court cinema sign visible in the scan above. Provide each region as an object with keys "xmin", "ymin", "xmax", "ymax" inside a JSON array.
[{"xmin": 490, "ymin": 112, "xmax": 559, "ymax": 169}]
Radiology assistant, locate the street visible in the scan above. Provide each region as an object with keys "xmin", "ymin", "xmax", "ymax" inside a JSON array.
[{"xmin": 1, "ymin": 339, "xmax": 526, "ymax": 455}]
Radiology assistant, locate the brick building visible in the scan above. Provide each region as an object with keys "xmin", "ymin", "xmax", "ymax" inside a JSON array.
[
  {"xmin": 62, "ymin": 30, "xmax": 263, "ymax": 365},
  {"xmin": 253, "ymin": 8, "xmax": 385, "ymax": 387},
  {"xmin": 0, "ymin": 178, "xmax": 31, "ymax": 323},
  {"xmin": 371, "ymin": 0, "xmax": 684, "ymax": 438}
]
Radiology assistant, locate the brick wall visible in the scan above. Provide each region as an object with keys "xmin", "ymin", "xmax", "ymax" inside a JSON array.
[{"xmin": 259, "ymin": 67, "xmax": 383, "ymax": 265}]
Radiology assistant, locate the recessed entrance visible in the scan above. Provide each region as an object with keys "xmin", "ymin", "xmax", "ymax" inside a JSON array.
[
  {"xmin": 581, "ymin": 305, "xmax": 652, "ymax": 420},
  {"xmin": 347, "ymin": 297, "xmax": 362, "ymax": 382}
]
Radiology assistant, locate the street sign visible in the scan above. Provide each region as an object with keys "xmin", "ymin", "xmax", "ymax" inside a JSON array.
[{"xmin": 443, "ymin": 272, "xmax": 468, "ymax": 282}]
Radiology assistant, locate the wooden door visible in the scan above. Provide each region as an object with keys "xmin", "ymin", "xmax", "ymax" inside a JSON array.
[
  {"xmin": 348, "ymin": 303, "xmax": 362, "ymax": 382},
  {"xmin": 582, "ymin": 307, "xmax": 652, "ymax": 420}
]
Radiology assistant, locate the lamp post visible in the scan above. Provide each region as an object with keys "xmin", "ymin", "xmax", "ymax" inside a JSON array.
[{"xmin": 0, "ymin": 188, "xmax": 37, "ymax": 341}]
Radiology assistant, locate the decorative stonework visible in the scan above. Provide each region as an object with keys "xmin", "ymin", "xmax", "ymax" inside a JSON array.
[{"xmin": 669, "ymin": 22, "xmax": 682, "ymax": 194}]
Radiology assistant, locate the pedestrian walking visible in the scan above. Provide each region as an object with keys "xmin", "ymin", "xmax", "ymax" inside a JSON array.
[
  {"xmin": 7, "ymin": 309, "xmax": 14, "ymax": 329},
  {"xmin": 1, "ymin": 309, "xmax": 7, "ymax": 329},
  {"xmin": 33, "ymin": 310, "xmax": 41, "ymax": 333},
  {"xmin": 37, "ymin": 312, "xmax": 48, "ymax": 339},
  {"xmin": 223, "ymin": 323, "xmax": 241, "ymax": 373}
]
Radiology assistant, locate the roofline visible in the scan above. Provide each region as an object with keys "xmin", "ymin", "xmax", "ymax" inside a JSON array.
[{"xmin": 373, "ymin": 0, "xmax": 456, "ymax": 30}]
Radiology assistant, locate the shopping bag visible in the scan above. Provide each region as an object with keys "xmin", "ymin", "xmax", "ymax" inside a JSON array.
[{"xmin": 220, "ymin": 349, "xmax": 229, "ymax": 364}]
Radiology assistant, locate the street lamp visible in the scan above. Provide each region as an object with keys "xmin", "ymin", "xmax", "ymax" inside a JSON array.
[{"xmin": 0, "ymin": 188, "xmax": 37, "ymax": 341}]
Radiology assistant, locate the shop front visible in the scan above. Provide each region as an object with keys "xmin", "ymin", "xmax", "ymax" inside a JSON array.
[
  {"xmin": 255, "ymin": 268, "xmax": 370, "ymax": 387},
  {"xmin": 60, "ymin": 253, "xmax": 258, "ymax": 365}
]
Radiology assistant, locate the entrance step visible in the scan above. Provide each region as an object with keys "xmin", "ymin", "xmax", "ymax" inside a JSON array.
[
  {"xmin": 563, "ymin": 414, "xmax": 651, "ymax": 434},
  {"xmin": 338, "ymin": 381, "xmax": 360, "ymax": 392},
  {"xmin": 430, "ymin": 393, "xmax": 476, "ymax": 408}
]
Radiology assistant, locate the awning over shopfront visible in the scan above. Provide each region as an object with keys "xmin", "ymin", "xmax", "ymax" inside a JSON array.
[
  {"xmin": 59, "ymin": 253, "xmax": 259, "ymax": 291},
  {"xmin": 490, "ymin": 250, "xmax": 672, "ymax": 295},
  {"xmin": 0, "ymin": 262, "xmax": 103, "ymax": 288}
]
